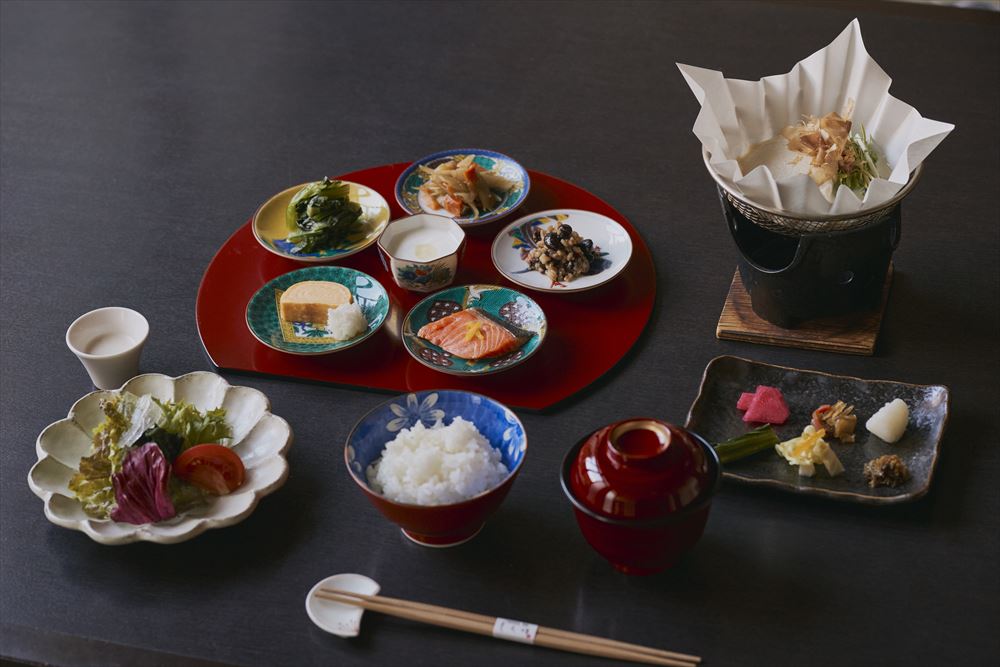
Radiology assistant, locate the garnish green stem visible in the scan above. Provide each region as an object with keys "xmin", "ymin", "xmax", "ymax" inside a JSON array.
[
  {"xmin": 714, "ymin": 425, "xmax": 780, "ymax": 464},
  {"xmin": 838, "ymin": 124, "xmax": 880, "ymax": 195}
]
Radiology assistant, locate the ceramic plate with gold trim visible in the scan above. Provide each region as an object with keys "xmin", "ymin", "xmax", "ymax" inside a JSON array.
[
  {"xmin": 252, "ymin": 180, "xmax": 390, "ymax": 262},
  {"xmin": 246, "ymin": 267, "xmax": 389, "ymax": 355}
]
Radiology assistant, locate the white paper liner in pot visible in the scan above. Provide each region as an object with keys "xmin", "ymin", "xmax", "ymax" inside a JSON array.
[{"xmin": 678, "ymin": 19, "xmax": 954, "ymax": 220}]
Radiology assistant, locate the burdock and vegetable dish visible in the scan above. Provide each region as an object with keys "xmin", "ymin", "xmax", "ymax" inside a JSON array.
[{"xmin": 418, "ymin": 155, "xmax": 515, "ymax": 219}]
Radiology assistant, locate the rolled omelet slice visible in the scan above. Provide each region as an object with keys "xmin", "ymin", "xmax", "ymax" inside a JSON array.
[{"xmin": 279, "ymin": 281, "xmax": 352, "ymax": 325}]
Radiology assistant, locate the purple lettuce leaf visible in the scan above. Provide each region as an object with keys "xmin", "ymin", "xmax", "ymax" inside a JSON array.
[{"xmin": 110, "ymin": 443, "xmax": 177, "ymax": 524}]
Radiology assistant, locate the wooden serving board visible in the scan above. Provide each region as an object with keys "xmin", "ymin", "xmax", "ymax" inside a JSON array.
[{"xmin": 716, "ymin": 265, "xmax": 892, "ymax": 356}]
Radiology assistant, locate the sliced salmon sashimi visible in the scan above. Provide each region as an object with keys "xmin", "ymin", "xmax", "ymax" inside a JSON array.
[{"xmin": 417, "ymin": 308, "xmax": 525, "ymax": 360}]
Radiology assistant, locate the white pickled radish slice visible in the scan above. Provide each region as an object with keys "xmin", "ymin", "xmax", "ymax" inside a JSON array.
[{"xmin": 865, "ymin": 398, "xmax": 909, "ymax": 443}]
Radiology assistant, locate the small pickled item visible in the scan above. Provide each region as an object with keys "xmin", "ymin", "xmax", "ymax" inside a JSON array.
[
  {"xmin": 775, "ymin": 426, "xmax": 844, "ymax": 477},
  {"xmin": 864, "ymin": 455, "xmax": 910, "ymax": 488},
  {"xmin": 865, "ymin": 398, "xmax": 909, "ymax": 444},
  {"xmin": 811, "ymin": 401, "xmax": 857, "ymax": 443}
]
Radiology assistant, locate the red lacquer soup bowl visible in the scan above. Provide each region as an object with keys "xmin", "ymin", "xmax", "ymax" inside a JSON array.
[{"xmin": 560, "ymin": 419, "xmax": 721, "ymax": 574}]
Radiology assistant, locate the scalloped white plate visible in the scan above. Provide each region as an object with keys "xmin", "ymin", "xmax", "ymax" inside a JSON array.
[{"xmin": 27, "ymin": 371, "xmax": 293, "ymax": 544}]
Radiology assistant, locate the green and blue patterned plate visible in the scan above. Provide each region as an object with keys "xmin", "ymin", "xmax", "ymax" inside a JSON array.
[
  {"xmin": 394, "ymin": 149, "xmax": 529, "ymax": 227},
  {"xmin": 401, "ymin": 284, "xmax": 546, "ymax": 375},
  {"xmin": 246, "ymin": 267, "xmax": 389, "ymax": 355},
  {"xmin": 252, "ymin": 180, "xmax": 391, "ymax": 263}
]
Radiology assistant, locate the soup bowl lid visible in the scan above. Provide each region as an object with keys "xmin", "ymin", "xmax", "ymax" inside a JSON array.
[{"xmin": 566, "ymin": 419, "xmax": 716, "ymax": 522}]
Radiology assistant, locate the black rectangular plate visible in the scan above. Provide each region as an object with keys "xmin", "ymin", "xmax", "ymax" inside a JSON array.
[{"xmin": 685, "ymin": 356, "xmax": 949, "ymax": 504}]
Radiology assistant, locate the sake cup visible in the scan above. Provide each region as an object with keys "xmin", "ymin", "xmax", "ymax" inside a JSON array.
[{"xmin": 66, "ymin": 307, "xmax": 149, "ymax": 389}]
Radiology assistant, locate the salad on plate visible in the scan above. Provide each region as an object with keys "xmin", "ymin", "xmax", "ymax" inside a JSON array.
[{"xmin": 69, "ymin": 391, "xmax": 246, "ymax": 524}]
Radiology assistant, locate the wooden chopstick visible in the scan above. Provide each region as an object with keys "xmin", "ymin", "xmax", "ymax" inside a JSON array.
[
  {"xmin": 319, "ymin": 589, "xmax": 700, "ymax": 664},
  {"xmin": 317, "ymin": 589, "xmax": 700, "ymax": 667},
  {"xmin": 316, "ymin": 588, "xmax": 701, "ymax": 667}
]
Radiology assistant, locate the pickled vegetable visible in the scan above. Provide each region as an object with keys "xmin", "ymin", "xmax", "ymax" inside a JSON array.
[
  {"xmin": 865, "ymin": 398, "xmax": 909, "ymax": 444},
  {"xmin": 775, "ymin": 426, "xmax": 844, "ymax": 477},
  {"xmin": 714, "ymin": 425, "xmax": 779, "ymax": 464}
]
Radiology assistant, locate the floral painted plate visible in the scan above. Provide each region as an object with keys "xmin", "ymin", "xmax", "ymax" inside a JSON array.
[
  {"xmin": 491, "ymin": 209, "xmax": 633, "ymax": 293},
  {"xmin": 401, "ymin": 284, "xmax": 546, "ymax": 375},
  {"xmin": 394, "ymin": 149, "xmax": 529, "ymax": 226},
  {"xmin": 27, "ymin": 371, "xmax": 292, "ymax": 545},
  {"xmin": 246, "ymin": 266, "xmax": 389, "ymax": 355},
  {"xmin": 252, "ymin": 180, "xmax": 391, "ymax": 262}
]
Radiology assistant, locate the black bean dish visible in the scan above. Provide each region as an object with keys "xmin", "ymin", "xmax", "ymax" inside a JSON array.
[{"xmin": 524, "ymin": 224, "xmax": 598, "ymax": 283}]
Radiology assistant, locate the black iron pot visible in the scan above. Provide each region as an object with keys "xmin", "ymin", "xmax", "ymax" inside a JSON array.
[
  {"xmin": 702, "ymin": 150, "xmax": 923, "ymax": 329},
  {"xmin": 720, "ymin": 189, "xmax": 901, "ymax": 328}
]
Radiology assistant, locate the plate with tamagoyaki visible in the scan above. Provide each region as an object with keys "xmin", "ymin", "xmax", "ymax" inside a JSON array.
[{"xmin": 246, "ymin": 266, "xmax": 389, "ymax": 355}]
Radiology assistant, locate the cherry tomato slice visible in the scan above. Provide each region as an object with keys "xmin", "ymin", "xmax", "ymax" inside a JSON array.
[{"xmin": 174, "ymin": 444, "xmax": 245, "ymax": 495}]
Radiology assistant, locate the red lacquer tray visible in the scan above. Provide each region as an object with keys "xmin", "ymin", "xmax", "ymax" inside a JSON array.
[{"xmin": 196, "ymin": 163, "xmax": 655, "ymax": 411}]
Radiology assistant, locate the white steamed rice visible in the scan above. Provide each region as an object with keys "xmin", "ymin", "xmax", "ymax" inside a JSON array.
[
  {"xmin": 366, "ymin": 417, "xmax": 508, "ymax": 505},
  {"xmin": 326, "ymin": 302, "xmax": 367, "ymax": 340}
]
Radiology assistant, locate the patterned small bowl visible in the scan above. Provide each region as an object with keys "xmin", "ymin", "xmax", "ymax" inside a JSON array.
[
  {"xmin": 377, "ymin": 213, "xmax": 466, "ymax": 293},
  {"xmin": 345, "ymin": 390, "xmax": 527, "ymax": 547},
  {"xmin": 394, "ymin": 149, "xmax": 530, "ymax": 226},
  {"xmin": 246, "ymin": 266, "xmax": 389, "ymax": 355},
  {"xmin": 401, "ymin": 284, "xmax": 546, "ymax": 376}
]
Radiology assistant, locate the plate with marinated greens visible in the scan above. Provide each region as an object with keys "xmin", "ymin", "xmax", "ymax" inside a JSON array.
[
  {"xmin": 27, "ymin": 371, "xmax": 292, "ymax": 544},
  {"xmin": 253, "ymin": 178, "xmax": 391, "ymax": 262}
]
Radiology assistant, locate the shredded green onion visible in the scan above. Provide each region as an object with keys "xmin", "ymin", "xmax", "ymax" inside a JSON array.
[{"xmin": 837, "ymin": 124, "xmax": 880, "ymax": 194}]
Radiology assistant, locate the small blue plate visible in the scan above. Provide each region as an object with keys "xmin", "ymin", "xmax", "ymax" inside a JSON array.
[
  {"xmin": 246, "ymin": 266, "xmax": 389, "ymax": 355},
  {"xmin": 394, "ymin": 149, "xmax": 530, "ymax": 226},
  {"xmin": 401, "ymin": 284, "xmax": 546, "ymax": 375}
]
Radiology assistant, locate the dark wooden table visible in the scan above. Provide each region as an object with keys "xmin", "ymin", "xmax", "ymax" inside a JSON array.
[{"xmin": 2, "ymin": 1, "xmax": 998, "ymax": 666}]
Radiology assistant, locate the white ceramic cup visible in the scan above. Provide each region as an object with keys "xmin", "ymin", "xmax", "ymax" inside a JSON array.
[
  {"xmin": 376, "ymin": 213, "xmax": 465, "ymax": 292},
  {"xmin": 66, "ymin": 307, "xmax": 149, "ymax": 389}
]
